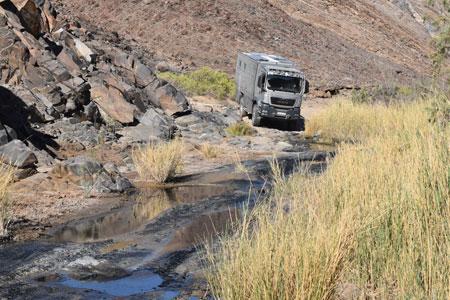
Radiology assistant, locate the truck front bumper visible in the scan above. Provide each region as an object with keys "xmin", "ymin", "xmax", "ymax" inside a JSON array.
[{"xmin": 259, "ymin": 103, "xmax": 301, "ymax": 120}]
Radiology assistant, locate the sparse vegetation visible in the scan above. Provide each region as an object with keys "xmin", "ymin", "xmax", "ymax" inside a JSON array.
[
  {"xmin": 158, "ymin": 67, "xmax": 236, "ymax": 100},
  {"xmin": 0, "ymin": 164, "xmax": 15, "ymax": 237},
  {"xmin": 207, "ymin": 96, "xmax": 449, "ymax": 299},
  {"xmin": 197, "ymin": 143, "xmax": 222, "ymax": 159},
  {"xmin": 226, "ymin": 122, "xmax": 254, "ymax": 137},
  {"xmin": 132, "ymin": 139, "xmax": 184, "ymax": 183},
  {"xmin": 350, "ymin": 84, "xmax": 423, "ymax": 104}
]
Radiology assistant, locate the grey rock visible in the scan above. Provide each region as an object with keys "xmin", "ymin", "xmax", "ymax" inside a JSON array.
[
  {"xmin": 0, "ymin": 127, "xmax": 8, "ymax": 146},
  {"xmin": 92, "ymin": 172, "xmax": 132, "ymax": 194},
  {"xmin": 14, "ymin": 167, "xmax": 37, "ymax": 180},
  {"xmin": 83, "ymin": 102, "xmax": 101, "ymax": 123},
  {"xmin": 63, "ymin": 156, "xmax": 103, "ymax": 177},
  {"xmin": 119, "ymin": 123, "xmax": 172, "ymax": 143},
  {"xmin": 4, "ymin": 124, "xmax": 17, "ymax": 140},
  {"xmin": 133, "ymin": 60, "xmax": 155, "ymax": 88},
  {"xmin": 103, "ymin": 162, "xmax": 119, "ymax": 175},
  {"xmin": 0, "ymin": 140, "xmax": 37, "ymax": 168},
  {"xmin": 145, "ymin": 83, "xmax": 190, "ymax": 116},
  {"xmin": 43, "ymin": 120, "xmax": 116, "ymax": 148},
  {"xmin": 175, "ymin": 114, "xmax": 202, "ymax": 127},
  {"xmin": 138, "ymin": 107, "xmax": 173, "ymax": 128}
]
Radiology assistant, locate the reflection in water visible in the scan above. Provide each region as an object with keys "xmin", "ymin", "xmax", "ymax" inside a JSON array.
[
  {"xmin": 52, "ymin": 190, "xmax": 172, "ymax": 242},
  {"xmin": 59, "ymin": 270, "xmax": 163, "ymax": 297},
  {"xmin": 51, "ymin": 183, "xmax": 242, "ymax": 243},
  {"xmin": 163, "ymin": 209, "xmax": 241, "ymax": 254}
]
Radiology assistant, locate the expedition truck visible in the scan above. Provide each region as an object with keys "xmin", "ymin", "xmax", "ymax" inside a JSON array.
[{"xmin": 235, "ymin": 52, "xmax": 309, "ymax": 130}]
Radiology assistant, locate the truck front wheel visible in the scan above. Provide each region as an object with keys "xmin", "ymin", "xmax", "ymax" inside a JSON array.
[
  {"xmin": 252, "ymin": 104, "xmax": 262, "ymax": 127},
  {"xmin": 288, "ymin": 118, "xmax": 305, "ymax": 131}
]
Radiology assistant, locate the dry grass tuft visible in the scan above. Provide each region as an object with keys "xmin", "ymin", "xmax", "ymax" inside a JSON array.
[
  {"xmin": 226, "ymin": 122, "xmax": 254, "ymax": 137},
  {"xmin": 132, "ymin": 139, "xmax": 184, "ymax": 183},
  {"xmin": 207, "ymin": 96, "xmax": 450, "ymax": 299},
  {"xmin": 197, "ymin": 143, "xmax": 222, "ymax": 159},
  {"xmin": 0, "ymin": 164, "xmax": 15, "ymax": 237}
]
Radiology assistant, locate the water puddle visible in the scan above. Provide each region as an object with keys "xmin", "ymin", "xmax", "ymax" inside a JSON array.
[
  {"xmin": 50, "ymin": 181, "xmax": 246, "ymax": 243},
  {"xmin": 163, "ymin": 208, "xmax": 241, "ymax": 254},
  {"xmin": 58, "ymin": 270, "xmax": 163, "ymax": 297}
]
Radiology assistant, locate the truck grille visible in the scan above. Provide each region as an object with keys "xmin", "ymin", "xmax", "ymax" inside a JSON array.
[{"xmin": 271, "ymin": 97, "xmax": 296, "ymax": 107}]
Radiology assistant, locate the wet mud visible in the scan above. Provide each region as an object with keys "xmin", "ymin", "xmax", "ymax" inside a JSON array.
[{"xmin": 0, "ymin": 152, "xmax": 329, "ymax": 299}]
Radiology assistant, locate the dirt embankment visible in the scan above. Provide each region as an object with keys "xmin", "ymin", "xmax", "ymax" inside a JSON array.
[{"xmin": 56, "ymin": 0, "xmax": 435, "ymax": 90}]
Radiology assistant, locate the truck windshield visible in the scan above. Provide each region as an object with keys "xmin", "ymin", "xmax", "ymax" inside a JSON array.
[{"xmin": 267, "ymin": 75, "xmax": 301, "ymax": 93}]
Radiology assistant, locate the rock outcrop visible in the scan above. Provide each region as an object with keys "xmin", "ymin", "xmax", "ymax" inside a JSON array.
[{"xmin": 0, "ymin": 0, "xmax": 191, "ymax": 189}]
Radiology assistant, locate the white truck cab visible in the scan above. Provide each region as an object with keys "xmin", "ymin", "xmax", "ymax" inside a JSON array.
[{"xmin": 235, "ymin": 52, "xmax": 309, "ymax": 130}]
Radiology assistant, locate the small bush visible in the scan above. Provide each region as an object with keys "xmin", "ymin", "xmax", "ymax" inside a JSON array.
[
  {"xmin": 132, "ymin": 139, "xmax": 184, "ymax": 183},
  {"xmin": 0, "ymin": 164, "xmax": 15, "ymax": 237},
  {"xmin": 158, "ymin": 67, "xmax": 236, "ymax": 100},
  {"xmin": 226, "ymin": 122, "xmax": 254, "ymax": 137}
]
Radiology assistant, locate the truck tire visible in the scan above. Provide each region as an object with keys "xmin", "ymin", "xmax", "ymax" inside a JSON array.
[
  {"xmin": 288, "ymin": 118, "xmax": 305, "ymax": 131},
  {"xmin": 252, "ymin": 104, "xmax": 262, "ymax": 127}
]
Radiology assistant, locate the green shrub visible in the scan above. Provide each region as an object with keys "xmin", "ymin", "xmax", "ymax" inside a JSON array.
[
  {"xmin": 225, "ymin": 122, "xmax": 254, "ymax": 137},
  {"xmin": 158, "ymin": 67, "xmax": 236, "ymax": 100}
]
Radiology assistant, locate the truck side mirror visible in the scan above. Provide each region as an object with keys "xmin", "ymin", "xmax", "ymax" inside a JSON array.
[{"xmin": 304, "ymin": 80, "xmax": 310, "ymax": 94}]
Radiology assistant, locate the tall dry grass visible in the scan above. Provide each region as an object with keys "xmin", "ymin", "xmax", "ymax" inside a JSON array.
[
  {"xmin": 207, "ymin": 96, "xmax": 449, "ymax": 299},
  {"xmin": 132, "ymin": 139, "xmax": 184, "ymax": 183},
  {"xmin": 305, "ymin": 98, "xmax": 430, "ymax": 143},
  {"xmin": 0, "ymin": 164, "xmax": 15, "ymax": 237}
]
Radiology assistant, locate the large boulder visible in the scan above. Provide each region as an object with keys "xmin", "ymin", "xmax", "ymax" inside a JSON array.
[
  {"xmin": 90, "ymin": 81, "xmax": 137, "ymax": 124},
  {"xmin": 119, "ymin": 107, "xmax": 175, "ymax": 143},
  {"xmin": 0, "ymin": 139, "xmax": 37, "ymax": 168},
  {"xmin": 145, "ymin": 83, "xmax": 190, "ymax": 116},
  {"xmin": 53, "ymin": 156, "xmax": 133, "ymax": 194},
  {"xmin": 61, "ymin": 156, "xmax": 103, "ymax": 177}
]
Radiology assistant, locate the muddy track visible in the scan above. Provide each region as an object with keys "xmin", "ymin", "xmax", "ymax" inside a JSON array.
[{"xmin": 0, "ymin": 152, "xmax": 329, "ymax": 299}]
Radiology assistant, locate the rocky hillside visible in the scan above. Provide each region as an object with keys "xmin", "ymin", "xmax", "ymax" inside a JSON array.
[
  {"xmin": 57, "ymin": 0, "xmax": 437, "ymax": 90},
  {"xmin": 0, "ymin": 0, "xmax": 206, "ymax": 193}
]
